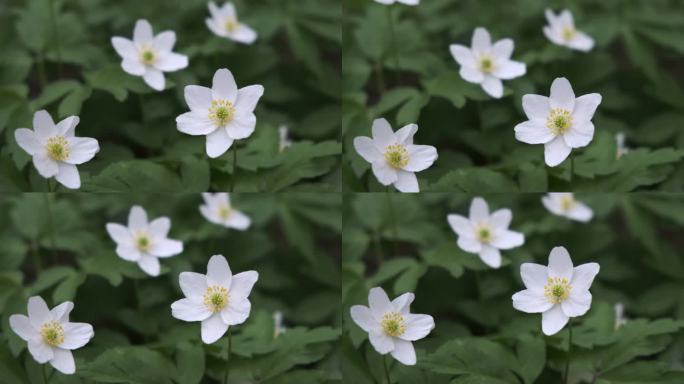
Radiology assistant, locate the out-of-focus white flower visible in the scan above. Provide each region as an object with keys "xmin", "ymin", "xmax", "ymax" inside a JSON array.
[
  {"xmin": 616, "ymin": 133, "xmax": 630, "ymax": 159},
  {"xmin": 374, "ymin": 0, "xmax": 419, "ymax": 5},
  {"xmin": 512, "ymin": 246, "xmax": 600, "ymax": 335},
  {"xmin": 278, "ymin": 125, "xmax": 293, "ymax": 152},
  {"xmin": 447, "ymin": 197, "xmax": 525, "ymax": 268},
  {"xmin": 111, "ymin": 19, "xmax": 188, "ymax": 91},
  {"xmin": 273, "ymin": 311, "xmax": 287, "ymax": 338},
  {"xmin": 106, "ymin": 206, "xmax": 183, "ymax": 276},
  {"xmin": 614, "ymin": 303, "xmax": 628, "ymax": 329},
  {"xmin": 206, "ymin": 2, "xmax": 257, "ymax": 44},
  {"xmin": 514, "ymin": 77, "xmax": 601, "ymax": 167},
  {"xmin": 542, "ymin": 193, "xmax": 593, "ymax": 222},
  {"xmin": 199, "ymin": 193, "xmax": 251, "ymax": 230},
  {"xmin": 350, "ymin": 287, "xmax": 434, "ymax": 365},
  {"xmin": 449, "ymin": 27, "xmax": 526, "ymax": 98},
  {"xmin": 9, "ymin": 296, "xmax": 94, "ymax": 374},
  {"xmin": 543, "ymin": 9, "xmax": 594, "ymax": 52}
]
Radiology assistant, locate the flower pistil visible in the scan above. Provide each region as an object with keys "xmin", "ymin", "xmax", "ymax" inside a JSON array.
[
  {"xmin": 544, "ymin": 277, "xmax": 572, "ymax": 304},
  {"xmin": 40, "ymin": 320, "xmax": 65, "ymax": 347},
  {"xmin": 208, "ymin": 99, "xmax": 236, "ymax": 127},
  {"xmin": 381, "ymin": 312, "xmax": 406, "ymax": 337},
  {"xmin": 384, "ymin": 144, "xmax": 409, "ymax": 168},
  {"xmin": 546, "ymin": 108, "xmax": 573, "ymax": 135},
  {"xmin": 204, "ymin": 286, "xmax": 229, "ymax": 312},
  {"xmin": 46, "ymin": 136, "xmax": 70, "ymax": 161}
]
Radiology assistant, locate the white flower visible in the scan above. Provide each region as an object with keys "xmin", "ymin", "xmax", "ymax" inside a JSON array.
[
  {"xmin": 171, "ymin": 255, "xmax": 258, "ymax": 344},
  {"xmin": 514, "ymin": 77, "xmax": 602, "ymax": 167},
  {"xmin": 111, "ymin": 19, "xmax": 189, "ymax": 91},
  {"xmin": 447, "ymin": 197, "xmax": 525, "ymax": 269},
  {"xmin": 350, "ymin": 287, "xmax": 434, "ymax": 365},
  {"xmin": 199, "ymin": 193, "xmax": 251, "ymax": 230},
  {"xmin": 542, "ymin": 193, "xmax": 593, "ymax": 222},
  {"xmin": 9, "ymin": 297, "xmax": 94, "ymax": 374},
  {"xmin": 616, "ymin": 132, "xmax": 630, "ymax": 159},
  {"xmin": 278, "ymin": 125, "xmax": 293, "ymax": 152},
  {"xmin": 106, "ymin": 206, "xmax": 184, "ymax": 277},
  {"xmin": 206, "ymin": 2, "xmax": 257, "ymax": 44},
  {"xmin": 543, "ymin": 9, "xmax": 594, "ymax": 52},
  {"xmin": 176, "ymin": 68, "xmax": 264, "ymax": 158},
  {"xmin": 614, "ymin": 303, "xmax": 628, "ymax": 329},
  {"xmin": 273, "ymin": 311, "xmax": 287, "ymax": 338},
  {"xmin": 373, "ymin": 0, "xmax": 419, "ymax": 5},
  {"xmin": 14, "ymin": 110, "xmax": 99, "ymax": 190},
  {"xmin": 512, "ymin": 246, "xmax": 599, "ymax": 335},
  {"xmin": 449, "ymin": 27, "xmax": 526, "ymax": 98},
  {"xmin": 353, "ymin": 118, "xmax": 437, "ymax": 193}
]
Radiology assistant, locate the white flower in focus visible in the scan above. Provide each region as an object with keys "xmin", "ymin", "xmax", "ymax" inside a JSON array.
[
  {"xmin": 373, "ymin": 0, "xmax": 419, "ymax": 5},
  {"xmin": 614, "ymin": 303, "xmax": 628, "ymax": 329},
  {"xmin": 512, "ymin": 246, "xmax": 599, "ymax": 335},
  {"xmin": 9, "ymin": 297, "xmax": 94, "ymax": 374},
  {"xmin": 176, "ymin": 68, "xmax": 264, "ymax": 158},
  {"xmin": 106, "ymin": 206, "xmax": 184, "ymax": 277},
  {"xmin": 273, "ymin": 311, "xmax": 287, "ymax": 338},
  {"xmin": 543, "ymin": 9, "xmax": 594, "ymax": 52},
  {"xmin": 514, "ymin": 77, "xmax": 601, "ymax": 167},
  {"xmin": 542, "ymin": 193, "xmax": 593, "ymax": 222},
  {"xmin": 447, "ymin": 197, "xmax": 525, "ymax": 269},
  {"xmin": 449, "ymin": 27, "xmax": 526, "ymax": 98},
  {"xmin": 14, "ymin": 110, "xmax": 99, "ymax": 189},
  {"xmin": 353, "ymin": 118, "xmax": 438, "ymax": 193},
  {"xmin": 278, "ymin": 125, "xmax": 293, "ymax": 152},
  {"xmin": 206, "ymin": 2, "xmax": 257, "ymax": 44},
  {"xmin": 616, "ymin": 132, "xmax": 630, "ymax": 159},
  {"xmin": 199, "ymin": 193, "xmax": 251, "ymax": 230},
  {"xmin": 350, "ymin": 287, "xmax": 434, "ymax": 365},
  {"xmin": 171, "ymin": 255, "xmax": 258, "ymax": 344},
  {"xmin": 111, "ymin": 19, "xmax": 188, "ymax": 91}
]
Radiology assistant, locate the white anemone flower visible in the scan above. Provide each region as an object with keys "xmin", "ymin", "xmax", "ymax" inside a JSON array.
[
  {"xmin": 447, "ymin": 197, "xmax": 525, "ymax": 269},
  {"xmin": 449, "ymin": 27, "xmax": 526, "ymax": 99},
  {"xmin": 514, "ymin": 77, "xmax": 602, "ymax": 167},
  {"xmin": 350, "ymin": 287, "xmax": 434, "ymax": 366},
  {"xmin": 171, "ymin": 255, "xmax": 258, "ymax": 344},
  {"xmin": 14, "ymin": 110, "xmax": 99, "ymax": 189},
  {"xmin": 278, "ymin": 125, "xmax": 293, "ymax": 152},
  {"xmin": 353, "ymin": 118, "xmax": 438, "ymax": 193},
  {"xmin": 206, "ymin": 2, "xmax": 257, "ymax": 44},
  {"xmin": 199, "ymin": 193, "xmax": 251, "ymax": 230},
  {"xmin": 543, "ymin": 9, "xmax": 594, "ymax": 52},
  {"xmin": 106, "ymin": 206, "xmax": 184, "ymax": 277},
  {"xmin": 542, "ymin": 193, "xmax": 593, "ymax": 222},
  {"xmin": 512, "ymin": 246, "xmax": 599, "ymax": 335},
  {"xmin": 111, "ymin": 19, "xmax": 189, "ymax": 91},
  {"xmin": 176, "ymin": 68, "xmax": 264, "ymax": 158},
  {"xmin": 273, "ymin": 311, "xmax": 287, "ymax": 338},
  {"xmin": 9, "ymin": 296, "xmax": 94, "ymax": 374},
  {"xmin": 374, "ymin": 0, "xmax": 419, "ymax": 5},
  {"xmin": 614, "ymin": 303, "xmax": 628, "ymax": 329},
  {"xmin": 616, "ymin": 132, "xmax": 630, "ymax": 159}
]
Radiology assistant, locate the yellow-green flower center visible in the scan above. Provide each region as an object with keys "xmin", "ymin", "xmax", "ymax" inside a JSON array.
[
  {"xmin": 218, "ymin": 204, "xmax": 232, "ymax": 220},
  {"xmin": 384, "ymin": 144, "xmax": 409, "ymax": 169},
  {"xmin": 40, "ymin": 320, "xmax": 64, "ymax": 347},
  {"xmin": 544, "ymin": 277, "xmax": 572, "ymax": 304},
  {"xmin": 208, "ymin": 99, "xmax": 236, "ymax": 127},
  {"xmin": 46, "ymin": 136, "xmax": 70, "ymax": 161},
  {"xmin": 380, "ymin": 312, "xmax": 406, "ymax": 337},
  {"xmin": 140, "ymin": 48, "xmax": 156, "ymax": 65},
  {"xmin": 477, "ymin": 226, "xmax": 491, "ymax": 243},
  {"xmin": 224, "ymin": 18, "xmax": 239, "ymax": 33},
  {"xmin": 136, "ymin": 233, "xmax": 151, "ymax": 252},
  {"xmin": 479, "ymin": 55, "xmax": 495, "ymax": 73},
  {"xmin": 546, "ymin": 108, "xmax": 573, "ymax": 135},
  {"xmin": 204, "ymin": 285, "xmax": 229, "ymax": 313},
  {"xmin": 560, "ymin": 195, "xmax": 575, "ymax": 212},
  {"xmin": 562, "ymin": 26, "xmax": 576, "ymax": 41}
]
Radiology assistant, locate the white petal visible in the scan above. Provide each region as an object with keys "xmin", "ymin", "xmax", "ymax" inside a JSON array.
[
  {"xmin": 469, "ymin": 197, "xmax": 489, "ymax": 222},
  {"xmin": 235, "ymin": 85, "xmax": 264, "ymax": 114},
  {"xmin": 177, "ymin": 112, "xmax": 216, "ymax": 136},
  {"xmin": 404, "ymin": 145, "xmax": 437, "ymax": 172},
  {"xmin": 493, "ymin": 60, "xmax": 526, "ymax": 80},
  {"xmin": 542, "ymin": 305, "xmax": 569, "ymax": 335},
  {"xmin": 459, "ymin": 65, "xmax": 484, "ymax": 84},
  {"xmin": 350, "ymin": 305, "xmax": 376, "ymax": 332},
  {"xmin": 171, "ymin": 298, "xmax": 212, "ymax": 322},
  {"xmin": 447, "ymin": 214, "xmax": 472, "ymax": 237},
  {"xmin": 152, "ymin": 30, "xmax": 176, "ymax": 51},
  {"xmin": 116, "ymin": 244, "xmax": 141, "ymax": 261},
  {"xmin": 208, "ymin": 1, "xmax": 221, "ymax": 18},
  {"xmin": 58, "ymin": 116, "xmax": 81, "ymax": 137},
  {"xmin": 563, "ymin": 121, "xmax": 594, "ymax": 148},
  {"xmin": 548, "ymin": 246, "xmax": 573, "ymax": 280},
  {"xmin": 400, "ymin": 314, "xmax": 434, "ymax": 341},
  {"xmin": 206, "ymin": 255, "xmax": 232, "ymax": 287},
  {"xmin": 371, "ymin": 161, "xmax": 398, "ymax": 186},
  {"xmin": 226, "ymin": 113, "xmax": 256, "ymax": 140},
  {"xmin": 220, "ymin": 297, "xmax": 251, "ymax": 325},
  {"xmin": 143, "ymin": 69, "xmax": 165, "ymax": 91},
  {"xmin": 562, "ymin": 290, "xmax": 592, "ymax": 317},
  {"xmin": 478, "ymin": 245, "xmax": 501, "ymax": 268},
  {"xmin": 9, "ymin": 314, "xmax": 36, "ymax": 341},
  {"xmin": 512, "ymin": 289, "xmax": 553, "ymax": 313},
  {"xmin": 148, "ymin": 217, "xmax": 170, "ymax": 237},
  {"xmin": 371, "ymin": 118, "xmax": 395, "ymax": 149},
  {"xmin": 353, "ymin": 136, "xmax": 382, "ymax": 163},
  {"xmin": 572, "ymin": 93, "xmax": 602, "ymax": 124},
  {"xmin": 212, "ymin": 68, "xmax": 238, "ymax": 102},
  {"xmin": 128, "ymin": 206, "xmax": 148, "ymax": 230},
  {"xmin": 368, "ymin": 287, "xmax": 392, "ymax": 320},
  {"xmin": 522, "ymin": 94, "xmax": 551, "ymax": 122},
  {"xmin": 33, "ymin": 110, "xmax": 57, "ymax": 138},
  {"xmin": 133, "ymin": 19, "xmax": 154, "ymax": 45},
  {"xmin": 33, "ymin": 154, "xmax": 59, "ymax": 178},
  {"xmin": 394, "ymin": 124, "xmax": 417, "ymax": 145},
  {"xmin": 50, "ymin": 348, "xmax": 75, "ymax": 374},
  {"xmin": 155, "ymin": 52, "xmax": 188, "ymax": 72},
  {"xmin": 179, "ymin": 272, "xmax": 208, "ymax": 299},
  {"xmin": 567, "ymin": 202, "xmax": 593, "ymax": 222},
  {"xmin": 15, "ymin": 128, "xmax": 41, "ymax": 155},
  {"xmin": 491, "ymin": 230, "xmax": 524, "ymax": 250},
  {"xmin": 230, "ymin": 24, "xmax": 258, "ymax": 44},
  {"xmin": 514, "ymin": 121, "xmax": 555, "ymax": 145},
  {"xmin": 201, "ymin": 313, "xmax": 228, "ymax": 344},
  {"xmin": 206, "ymin": 128, "xmax": 233, "ymax": 158},
  {"xmin": 544, "ymin": 136, "xmax": 572, "ymax": 167},
  {"xmin": 558, "ymin": 10, "xmax": 575, "ymax": 30},
  {"xmin": 122, "ymin": 58, "xmax": 146, "ymax": 76},
  {"xmin": 149, "ymin": 238, "xmax": 182, "ymax": 258},
  {"xmin": 449, "ymin": 44, "xmax": 476, "ymax": 67},
  {"xmin": 60, "ymin": 322, "xmax": 93, "ymax": 350},
  {"xmin": 471, "ymin": 27, "xmax": 491, "ymax": 53},
  {"xmin": 571, "ymin": 262, "xmax": 600, "ymax": 291},
  {"xmin": 50, "ymin": 302, "xmax": 73, "ymax": 323},
  {"xmin": 543, "ymin": 26, "xmax": 564, "ymax": 46},
  {"xmin": 184, "ymin": 85, "xmax": 213, "ymax": 112},
  {"xmin": 111, "ymin": 37, "xmax": 137, "ymax": 59},
  {"xmin": 206, "ymin": 18, "xmax": 225, "ymax": 37},
  {"xmin": 568, "ymin": 31, "xmax": 594, "ymax": 52},
  {"xmin": 225, "ymin": 210, "xmax": 251, "ymax": 230},
  {"xmin": 391, "ymin": 339, "xmax": 416, "ymax": 365},
  {"xmin": 541, "ymin": 195, "xmax": 564, "ymax": 216},
  {"xmin": 549, "ymin": 77, "xmax": 575, "ymax": 111},
  {"xmin": 457, "ymin": 236, "xmax": 482, "ymax": 253},
  {"xmin": 393, "ymin": 170, "xmax": 419, "ymax": 193},
  {"xmin": 492, "ymin": 38, "xmax": 514, "ymax": 59},
  {"xmin": 65, "ymin": 137, "xmax": 99, "ymax": 165},
  {"xmin": 28, "ymin": 339, "xmax": 53, "ymax": 363},
  {"xmin": 391, "ymin": 293, "xmax": 414, "ymax": 314},
  {"xmin": 489, "ymin": 209, "xmax": 512, "ymax": 229},
  {"xmin": 28, "ymin": 296, "xmax": 51, "ymax": 328},
  {"xmin": 481, "ymin": 76, "xmax": 503, "ymax": 98},
  {"xmin": 230, "ymin": 271, "xmax": 258, "ymax": 299},
  {"xmin": 138, "ymin": 255, "xmax": 160, "ymax": 277},
  {"xmin": 520, "ymin": 263, "xmax": 548, "ymax": 292},
  {"xmin": 55, "ymin": 163, "xmax": 81, "ymax": 189},
  {"xmin": 368, "ymin": 329, "xmax": 394, "ymax": 354}
]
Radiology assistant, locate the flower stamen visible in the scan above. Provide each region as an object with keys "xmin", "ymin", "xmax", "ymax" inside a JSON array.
[
  {"xmin": 384, "ymin": 144, "xmax": 409, "ymax": 169},
  {"xmin": 40, "ymin": 320, "xmax": 64, "ymax": 347},
  {"xmin": 135, "ymin": 233, "xmax": 151, "ymax": 252},
  {"xmin": 544, "ymin": 277, "xmax": 572, "ymax": 304},
  {"xmin": 546, "ymin": 108, "xmax": 573, "ymax": 135},
  {"xmin": 478, "ymin": 55, "xmax": 496, "ymax": 74},
  {"xmin": 208, "ymin": 99, "xmax": 236, "ymax": 127},
  {"xmin": 380, "ymin": 312, "xmax": 406, "ymax": 337},
  {"xmin": 476, "ymin": 225, "xmax": 492, "ymax": 243},
  {"xmin": 46, "ymin": 136, "xmax": 70, "ymax": 162},
  {"xmin": 562, "ymin": 26, "xmax": 576, "ymax": 41},
  {"xmin": 203, "ymin": 285, "xmax": 229, "ymax": 312},
  {"xmin": 560, "ymin": 195, "xmax": 575, "ymax": 212},
  {"xmin": 218, "ymin": 204, "xmax": 232, "ymax": 220},
  {"xmin": 139, "ymin": 48, "xmax": 157, "ymax": 66},
  {"xmin": 224, "ymin": 18, "xmax": 239, "ymax": 33}
]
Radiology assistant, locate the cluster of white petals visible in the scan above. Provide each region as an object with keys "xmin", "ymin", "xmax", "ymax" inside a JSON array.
[
  {"xmin": 200, "ymin": 193, "xmax": 251, "ymax": 230},
  {"xmin": 543, "ymin": 9, "xmax": 594, "ymax": 52},
  {"xmin": 206, "ymin": 2, "xmax": 258, "ymax": 44},
  {"xmin": 542, "ymin": 193, "xmax": 593, "ymax": 222},
  {"xmin": 373, "ymin": 0, "xmax": 420, "ymax": 5}
]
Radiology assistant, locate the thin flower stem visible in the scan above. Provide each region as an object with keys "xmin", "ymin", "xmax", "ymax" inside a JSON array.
[
  {"xmin": 43, "ymin": 193, "xmax": 58, "ymax": 263},
  {"xmin": 375, "ymin": 62, "xmax": 385, "ymax": 96},
  {"xmin": 230, "ymin": 144, "xmax": 237, "ymax": 192},
  {"xmin": 564, "ymin": 318, "xmax": 573, "ymax": 384},
  {"xmin": 569, "ymin": 153, "xmax": 575, "ymax": 186},
  {"xmin": 48, "ymin": 0, "xmax": 63, "ymax": 75},
  {"xmin": 383, "ymin": 354, "xmax": 391, "ymax": 384},
  {"xmin": 223, "ymin": 328, "xmax": 232, "ymax": 384},
  {"xmin": 373, "ymin": 231, "xmax": 384, "ymax": 266},
  {"xmin": 385, "ymin": 188, "xmax": 399, "ymax": 255},
  {"xmin": 31, "ymin": 240, "xmax": 42, "ymax": 273},
  {"xmin": 386, "ymin": 5, "xmax": 401, "ymax": 83},
  {"xmin": 36, "ymin": 54, "xmax": 48, "ymax": 90}
]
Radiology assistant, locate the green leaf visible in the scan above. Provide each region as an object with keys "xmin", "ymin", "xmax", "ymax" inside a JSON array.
[{"xmin": 79, "ymin": 347, "xmax": 178, "ymax": 384}]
